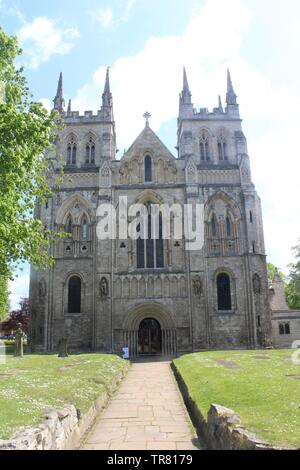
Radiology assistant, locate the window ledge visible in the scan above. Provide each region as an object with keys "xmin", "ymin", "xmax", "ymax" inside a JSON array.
[{"xmin": 216, "ymin": 309, "xmax": 236, "ymax": 315}]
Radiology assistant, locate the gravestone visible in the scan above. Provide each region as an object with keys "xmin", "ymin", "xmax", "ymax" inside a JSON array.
[
  {"xmin": 14, "ymin": 324, "xmax": 24, "ymax": 358},
  {"xmin": 58, "ymin": 337, "xmax": 68, "ymax": 358}
]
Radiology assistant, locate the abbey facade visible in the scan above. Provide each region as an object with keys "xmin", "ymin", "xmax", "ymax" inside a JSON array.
[{"xmin": 29, "ymin": 68, "xmax": 272, "ymax": 355}]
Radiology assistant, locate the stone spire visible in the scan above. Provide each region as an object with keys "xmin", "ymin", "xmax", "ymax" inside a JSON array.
[
  {"xmin": 53, "ymin": 72, "xmax": 65, "ymax": 113},
  {"xmin": 101, "ymin": 67, "xmax": 114, "ymax": 120},
  {"xmin": 67, "ymin": 99, "xmax": 72, "ymax": 116},
  {"xmin": 225, "ymin": 69, "xmax": 239, "ymax": 117},
  {"xmin": 179, "ymin": 67, "xmax": 193, "ymax": 119},
  {"xmin": 226, "ymin": 69, "xmax": 237, "ymax": 106},
  {"xmin": 181, "ymin": 67, "xmax": 192, "ymax": 105},
  {"xmin": 218, "ymin": 95, "xmax": 224, "ymax": 112}
]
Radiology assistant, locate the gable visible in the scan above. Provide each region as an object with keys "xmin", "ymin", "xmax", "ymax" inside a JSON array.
[{"xmin": 121, "ymin": 125, "xmax": 176, "ymax": 164}]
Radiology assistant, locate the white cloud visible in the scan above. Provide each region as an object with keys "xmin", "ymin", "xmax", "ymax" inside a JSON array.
[
  {"xmin": 249, "ymin": 129, "xmax": 300, "ymax": 271},
  {"xmin": 9, "ymin": 273, "xmax": 30, "ymax": 311},
  {"xmin": 94, "ymin": 7, "xmax": 114, "ymax": 29},
  {"xmin": 74, "ymin": 0, "xmax": 256, "ymax": 147},
  {"xmin": 92, "ymin": 0, "xmax": 136, "ymax": 30},
  {"xmin": 17, "ymin": 17, "xmax": 79, "ymax": 69},
  {"xmin": 123, "ymin": 0, "xmax": 136, "ymax": 19},
  {"xmin": 39, "ymin": 98, "xmax": 52, "ymax": 112},
  {"xmin": 70, "ymin": 0, "xmax": 300, "ymax": 270}
]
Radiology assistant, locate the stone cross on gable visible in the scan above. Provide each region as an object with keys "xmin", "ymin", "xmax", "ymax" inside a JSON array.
[{"xmin": 143, "ymin": 111, "xmax": 151, "ymax": 126}]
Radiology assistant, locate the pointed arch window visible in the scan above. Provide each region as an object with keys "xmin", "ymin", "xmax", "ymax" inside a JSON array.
[
  {"xmin": 81, "ymin": 216, "xmax": 89, "ymax": 240},
  {"xmin": 226, "ymin": 216, "xmax": 232, "ymax": 237},
  {"xmin": 199, "ymin": 130, "xmax": 210, "ymax": 161},
  {"xmin": 218, "ymin": 134, "xmax": 228, "ymax": 161},
  {"xmin": 65, "ymin": 215, "xmax": 73, "ymax": 238},
  {"xmin": 217, "ymin": 273, "xmax": 232, "ymax": 311},
  {"xmin": 145, "ymin": 155, "xmax": 152, "ymax": 182},
  {"xmin": 67, "ymin": 135, "xmax": 77, "ymax": 165},
  {"xmin": 137, "ymin": 206, "xmax": 164, "ymax": 269},
  {"xmin": 86, "ymin": 136, "xmax": 96, "ymax": 164},
  {"xmin": 68, "ymin": 276, "xmax": 81, "ymax": 313},
  {"xmin": 211, "ymin": 215, "xmax": 218, "ymax": 237}
]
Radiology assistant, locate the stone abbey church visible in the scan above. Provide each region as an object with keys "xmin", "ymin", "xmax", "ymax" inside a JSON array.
[{"xmin": 29, "ymin": 68, "xmax": 272, "ymax": 356}]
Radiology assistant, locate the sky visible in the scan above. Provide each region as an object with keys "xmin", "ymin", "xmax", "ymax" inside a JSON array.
[{"xmin": 1, "ymin": 0, "xmax": 300, "ymax": 309}]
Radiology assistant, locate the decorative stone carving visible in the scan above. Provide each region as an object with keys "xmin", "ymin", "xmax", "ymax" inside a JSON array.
[
  {"xmin": 99, "ymin": 277, "xmax": 109, "ymax": 299},
  {"xmin": 253, "ymin": 274, "xmax": 261, "ymax": 294},
  {"xmin": 185, "ymin": 158, "xmax": 197, "ymax": 184},
  {"xmin": 193, "ymin": 277, "xmax": 202, "ymax": 296},
  {"xmin": 39, "ymin": 278, "xmax": 47, "ymax": 298},
  {"xmin": 100, "ymin": 161, "xmax": 111, "ymax": 187}
]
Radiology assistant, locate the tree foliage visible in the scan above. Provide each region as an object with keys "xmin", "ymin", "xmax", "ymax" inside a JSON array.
[
  {"xmin": 0, "ymin": 275, "xmax": 9, "ymax": 320},
  {"xmin": 0, "ymin": 27, "xmax": 62, "ymax": 278},
  {"xmin": 286, "ymin": 240, "xmax": 300, "ymax": 310},
  {"xmin": 267, "ymin": 262, "xmax": 285, "ymax": 284},
  {"xmin": 0, "ymin": 297, "xmax": 29, "ymax": 334}
]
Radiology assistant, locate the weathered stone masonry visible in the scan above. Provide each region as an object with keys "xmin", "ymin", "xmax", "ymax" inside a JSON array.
[{"xmin": 29, "ymin": 68, "xmax": 272, "ymax": 355}]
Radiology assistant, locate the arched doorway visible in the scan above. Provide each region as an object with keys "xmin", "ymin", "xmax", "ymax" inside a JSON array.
[{"xmin": 138, "ymin": 318, "xmax": 162, "ymax": 355}]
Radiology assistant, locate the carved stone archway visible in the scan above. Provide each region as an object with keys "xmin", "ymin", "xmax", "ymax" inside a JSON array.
[{"xmin": 122, "ymin": 302, "xmax": 177, "ymax": 356}]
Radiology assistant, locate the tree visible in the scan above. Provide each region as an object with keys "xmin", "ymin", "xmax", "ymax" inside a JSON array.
[
  {"xmin": 267, "ymin": 262, "xmax": 285, "ymax": 284},
  {"xmin": 0, "ymin": 27, "xmax": 62, "ymax": 278},
  {"xmin": 0, "ymin": 298, "xmax": 29, "ymax": 334},
  {"xmin": 286, "ymin": 240, "xmax": 300, "ymax": 310},
  {"xmin": 0, "ymin": 275, "xmax": 9, "ymax": 320}
]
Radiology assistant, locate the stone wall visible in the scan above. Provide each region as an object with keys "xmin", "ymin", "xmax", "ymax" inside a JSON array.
[{"xmin": 271, "ymin": 311, "xmax": 300, "ymax": 347}]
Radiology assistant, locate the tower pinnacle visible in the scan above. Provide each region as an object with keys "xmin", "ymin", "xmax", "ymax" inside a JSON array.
[
  {"xmin": 67, "ymin": 99, "xmax": 72, "ymax": 116},
  {"xmin": 53, "ymin": 72, "xmax": 65, "ymax": 114},
  {"xmin": 102, "ymin": 67, "xmax": 112, "ymax": 107},
  {"xmin": 181, "ymin": 67, "xmax": 192, "ymax": 105},
  {"xmin": 226, "ymin": 69, "xmax": 237, "ymax": 106}
]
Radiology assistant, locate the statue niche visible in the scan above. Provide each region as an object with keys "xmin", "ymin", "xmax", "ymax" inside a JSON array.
[
  {"xmin": 193, "ymin": 276, "xmax": 202, "ymax": 296},
  {"xmin": 253, "ymin": 274, "xmax": 261, "ymax": 294},
  {"xmin": 99, "ymin": 277, "xmax": 109, "ymax": 300}
]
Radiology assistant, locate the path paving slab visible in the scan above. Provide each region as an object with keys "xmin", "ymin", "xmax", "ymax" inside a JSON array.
[{"xmin": 81, "ymin": 359, "xmax": 200, "ymax": 451}]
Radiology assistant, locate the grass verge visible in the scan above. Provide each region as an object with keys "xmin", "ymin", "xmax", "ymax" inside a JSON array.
[
  {"xmin": 174, "ymin": 349, "xmax": 300, "ymax": 449},
  {"xmin": 0, "ymin": 351, "xmax": 128, "ymax": 440}
]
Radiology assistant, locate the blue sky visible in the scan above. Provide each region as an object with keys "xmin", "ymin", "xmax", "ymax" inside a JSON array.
[{"xmin": 1, "ymin": 0, "xmax": 300, "ymax": 309}]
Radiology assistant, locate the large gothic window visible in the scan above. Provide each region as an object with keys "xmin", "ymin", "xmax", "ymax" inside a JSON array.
[
  {"xmin": 145, "ymin": 155, "xmax": 152, "ymax": 182},
  {"xmin": 199, "ymin": 130, "xmax": 210, "ymax": 161},
  {"xmin": 67, "ymin": 135, "xmax": 77, "ymax": 165},
  {"xmin": 217, "ymin": 273, "xmax": 232, "ymax": 311},
  {"xmin": 68, "ymin": 276, "xmax": 81, "ymax": 313},
  {"xmin": 218, "ymin": 135, "xmax": 228, "ymax": 161},
  {"xmin": 86, "ymin": 136, "xmax": 96, "ymax": 164},
  {"xmin": 137, "ymin": 209, "xmax": 164, "ymax": 269}
]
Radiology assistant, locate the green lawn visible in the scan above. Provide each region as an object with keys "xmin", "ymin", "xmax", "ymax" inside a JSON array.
[
  {"xmin": 174, "ymin": 350, "xmax": 300, "ymax": 449},
  {"xmin": 0, "ymin": 351, "xmax": 128, "ymax": 440}
]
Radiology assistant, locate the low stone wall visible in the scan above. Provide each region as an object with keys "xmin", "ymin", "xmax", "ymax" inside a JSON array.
[
  {"xmin": 172, "ymin": 362, "xmax": 280, "ymax": 450},
  {"xmin": 0, "ymin": 362, "xmax": 130, "ymax": 451},
  {"xmin": 206, "ymin": 404, "xmax": 276, "ymax": 450}
]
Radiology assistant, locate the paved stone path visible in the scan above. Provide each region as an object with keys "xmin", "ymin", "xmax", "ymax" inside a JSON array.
[{"xmin": 81, "ymin": 359, "xmax": 200, "ymax": 450}]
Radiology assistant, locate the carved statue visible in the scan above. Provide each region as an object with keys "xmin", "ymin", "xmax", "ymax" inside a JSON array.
[
  {"xmin": 193, "ymin": 277, "xmax": 202, "ymax": 296},
  {"xmin": 253, "ymin": 274, "xmax": 261, "ymax": 294},
  {"xmin": 100, "ymin": 277, "xmax": 109, "ymax": 299},
  {"xmin": 39, "ymin": 278, "xmax": 47, "ymax": 298}
]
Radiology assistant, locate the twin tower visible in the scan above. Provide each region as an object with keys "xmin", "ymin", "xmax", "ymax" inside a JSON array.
[{"xmin": 29, "ymin": 67, "xmax": 272, "ymax": 355}]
